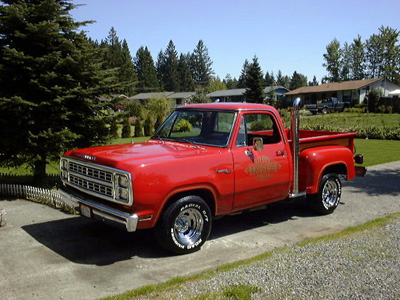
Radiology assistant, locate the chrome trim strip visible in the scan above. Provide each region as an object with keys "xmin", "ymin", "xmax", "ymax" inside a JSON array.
[{"xmin": 58, "ymin": 189, "xmax": 138, "ymax": 232}]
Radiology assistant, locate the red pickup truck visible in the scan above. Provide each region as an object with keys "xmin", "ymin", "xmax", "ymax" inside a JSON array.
[{"xmin": 60, "ymin": 100, "xmax": 366, "ymax": 254}]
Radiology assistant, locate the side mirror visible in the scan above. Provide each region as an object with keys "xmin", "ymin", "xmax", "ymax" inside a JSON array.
[{"xmin": 253, "ymin": 137, "xmax": 264, "ymax": 151}]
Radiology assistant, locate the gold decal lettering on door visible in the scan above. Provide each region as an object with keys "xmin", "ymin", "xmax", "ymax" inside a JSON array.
[{"xmin": 244, "ymin": 156, "xmax": 282, "ymax": 181}]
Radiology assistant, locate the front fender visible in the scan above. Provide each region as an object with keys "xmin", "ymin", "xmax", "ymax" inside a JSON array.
[{"xmin": 299, "ymin": 146, "xmax": 354, "ymax": 194}]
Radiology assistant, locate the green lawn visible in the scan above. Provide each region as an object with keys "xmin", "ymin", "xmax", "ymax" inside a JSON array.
[{"xmin": 354, "ymin": 138, "xmax": 400, "ymax": 167}]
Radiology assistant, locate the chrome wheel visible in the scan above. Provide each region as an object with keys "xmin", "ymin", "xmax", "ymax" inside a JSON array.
[
  {"xmin": 308, "ymin": 173, "xmax": 342, "ymax": 215},
  {"xmin": 173, "ymin": 208, "xmax": 204, "ymax": 247},
  {"xmin": 154, "ymin": 195, "xmax": 212, "ymax": 254},
  {"xmin": 322, "ymin": 179, "xmax": 340, "ymax": 209}
]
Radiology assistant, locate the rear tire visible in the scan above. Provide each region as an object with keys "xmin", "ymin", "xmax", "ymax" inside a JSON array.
[
  {"xmin": 308, "ymin": 173, "xmax": 342, "ymax": 215},
  {"xmin": 154, "ymin": 195, "xmax": 212, "ymax": 254}
]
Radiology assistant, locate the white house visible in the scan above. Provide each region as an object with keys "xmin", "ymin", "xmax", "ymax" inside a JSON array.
[{"xmin": 285, "ymin": 78, "xmax": 400, "ymax": 105}]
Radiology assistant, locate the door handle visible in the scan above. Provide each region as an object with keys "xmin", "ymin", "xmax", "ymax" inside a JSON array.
[{"xmin": 276, "ymin": 150, "xmax": 286, "ymax": 156}]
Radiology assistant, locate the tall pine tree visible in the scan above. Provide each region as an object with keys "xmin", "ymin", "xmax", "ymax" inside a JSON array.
[
  {"xmin": 162, "ymin": 40, "xmax": 180, "ymax": 91},
  {"xmin": 244, "ymin": 56, "xmax": 265, "ymax": 103},
  {"xmin": 178, "ymin": 53, "xmax": 195, "ymax": 91},
  {"xmin": 135, "ymin": 46, "xmax": 159, "ymax": 92},
  {"xmin": 190, "ymin": 40, "xmax": 214, "ymax": 87},
  {"xmin": 0, "ymin": 0, "xmax": 115, "ymax": 181}
]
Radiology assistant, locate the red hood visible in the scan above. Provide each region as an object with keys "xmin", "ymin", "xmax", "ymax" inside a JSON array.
[{"xmin": 65, "ymin": 140, "xmax": 212, "ymax": 170}]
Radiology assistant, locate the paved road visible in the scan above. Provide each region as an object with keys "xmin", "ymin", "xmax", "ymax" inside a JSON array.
[{"xmin": 1, "ymin": 162, "xmax": 399, "ymax": 300}]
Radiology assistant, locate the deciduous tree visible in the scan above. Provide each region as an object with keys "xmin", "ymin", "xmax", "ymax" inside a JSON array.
[{"xmin": 323, "ymin": 38, "xmax": 342, "ymax": 82}]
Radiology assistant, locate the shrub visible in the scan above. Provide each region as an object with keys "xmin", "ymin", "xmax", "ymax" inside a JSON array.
[
  {"xmin": 144, "ymin": 115, "xmax": 155, "ymax": 136},
  {"xmin": 121, "ymin": 118, "xmax": 132, "ymax": 138},
  {"xmin": 367, "ymin": 89, "xmax": 382, "ymax": 113},
  {"xmin": 175, "ymin": 119, "xmax": 193, "ymax": 132},
  {"xmin": 378, "ymin": 105, "xmax": 387, "ymax": 113},
  {"xmin": 134, "ymin": 118, "xmax": 144, "ymax": 137}
]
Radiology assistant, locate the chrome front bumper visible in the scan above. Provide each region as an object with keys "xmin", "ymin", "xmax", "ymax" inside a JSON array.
[{"xmin": 59, "ymin": 188, "xmax": 139, "ymax": 232}]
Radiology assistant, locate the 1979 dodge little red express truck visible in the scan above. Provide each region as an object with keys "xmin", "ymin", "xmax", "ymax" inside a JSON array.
[{"xmin": 59, "ymin": 100, "xmax": 366, "ymax": 254}]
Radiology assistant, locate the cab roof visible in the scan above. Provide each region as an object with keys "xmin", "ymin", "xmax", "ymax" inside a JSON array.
[{"xmin": 179, "ymin": 102, "xmax": 276, "ymax": 111}]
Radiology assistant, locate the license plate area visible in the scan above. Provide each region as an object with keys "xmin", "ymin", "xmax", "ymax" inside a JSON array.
[{"xmin": 80, "ymin": 203, "xmax": 92, "ymax": 218}]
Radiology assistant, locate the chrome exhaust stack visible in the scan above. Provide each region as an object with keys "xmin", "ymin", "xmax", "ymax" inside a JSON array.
[{"xmin": 289, "ymin": 98, "xmax": 306, "ymax": 198}]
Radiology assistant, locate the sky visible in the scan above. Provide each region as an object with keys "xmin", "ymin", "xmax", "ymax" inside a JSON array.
[{"xmin": 70, "ymin": 0, "xmax": 400, "ymax": 83}]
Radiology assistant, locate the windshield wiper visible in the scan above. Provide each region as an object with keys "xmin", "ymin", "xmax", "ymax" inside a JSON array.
[
  {"xmin": 175, "ymin": 138, "xmax": 200, "ymax": 148},
  {"xmin": 151, "ymin": 134, "xmax": 165, "ymax": 144}
]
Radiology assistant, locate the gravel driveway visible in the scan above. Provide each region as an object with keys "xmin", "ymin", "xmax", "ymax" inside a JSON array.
[{"xmin": 146, "ymin": 214, "xmax": 400, "ymax": 300}]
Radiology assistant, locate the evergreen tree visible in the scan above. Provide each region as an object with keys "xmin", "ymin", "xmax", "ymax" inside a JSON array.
[
  {"xmin": 102, "ymin": 28, "xmax": 136, "ymax": 94},
  {"xmin": 104, "ymin": 27, "xmax": 122, "ymax": 69},
  {"xmin": 135, "ymin": 46, "xmax": 159, "ymax": 92},
  {"xmin": 144, "ymin": 115, "xmax": 155, "ymax": 136},
  {"xmin": 237, "ymin": 59, "xmax": 250, "ymax": 88},
  {"xmin": 264, "ymin": 71, "xmax": 275, "ymax": 86},
  {"xmin": 163, "ymin": 40, "xmax": 180, "ymax": 91},
  {"xmin": 156, "ymin": 50, "xmax": 166, "ymax": 90},
  {"xmin": 244, "ymin": 56, "xmax": 265, "ymax": 103},
  {"xmin": 178, "ymin": 53, "xmax": 195, "ymax": 91},
  {"xmin": 323, "ymin": 38, "xmax": 343, "ymax": 82},
  {"xmin": 121, "ymin": 117, "xmax": 132, "ymax": 138},
  {"xmin": 223, "ymin": 74, "xmax": 238, "ymax": 89},
  {"xmin": 290, "ymin": 71, "xmax": 308, "ymax": 90},
  {"xmin": 119, "ymin": 39, "xmax": 138, "ymax": 95},
  {"xmin": 0, "ymin": 0, "xmax": 114, "ymax": 180},
  {"xmin": 190, "ymin": 40, "xmax": 214, "ymax": 87},
  {"xmin": 308, "ymin": 76, "xmax": 319, "ymax": 86},
  {"xmin": 275, "ymin": 70, "xmax": 289, "ymax": 88}
]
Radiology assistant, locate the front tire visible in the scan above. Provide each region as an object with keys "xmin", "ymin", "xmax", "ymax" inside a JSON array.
[
  {"xmin": 154, "ymin": 195, "xmax": 212, "ymax": 254},
  {"xmin": 308, "ymin": 173, "xmax": 342, "ymax": 215}
]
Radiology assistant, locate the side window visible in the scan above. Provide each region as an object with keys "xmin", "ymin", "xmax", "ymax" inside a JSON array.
[{"xmin": 236, "ymin": 113, "xmax": 281, "ymax": 146}]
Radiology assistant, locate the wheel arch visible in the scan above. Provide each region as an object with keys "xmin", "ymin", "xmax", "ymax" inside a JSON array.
[{"xmin": 300, "ymin": 146, "xmax": 354, "ymax": 195}]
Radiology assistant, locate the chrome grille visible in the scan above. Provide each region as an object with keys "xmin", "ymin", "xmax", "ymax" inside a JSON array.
[
  {"xmin": 69, "ymin": 174, "xmax": 113, "ymax": 198},
  {"xmin": 60, "ymin": 157, "xmax": 133, "ymax": 205},
  {"xmin": 69, "ymin": 162, "xmax": 113, "ymax": 183}
]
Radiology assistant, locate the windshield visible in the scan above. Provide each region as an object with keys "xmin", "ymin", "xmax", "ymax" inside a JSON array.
[{"xmin": 152, "ymin": 110, "xmax": 236, "ymax": 147}]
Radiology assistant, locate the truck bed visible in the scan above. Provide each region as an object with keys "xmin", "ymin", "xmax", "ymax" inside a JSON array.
[{"xmin": 286, "ymin": 129, "xmax": 357, "ymax": 151}]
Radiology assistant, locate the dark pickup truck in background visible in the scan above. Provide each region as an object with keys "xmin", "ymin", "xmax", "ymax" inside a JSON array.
[{"xmin": 306, "ymin": 97, "xmax": 350, "ymax": 114}]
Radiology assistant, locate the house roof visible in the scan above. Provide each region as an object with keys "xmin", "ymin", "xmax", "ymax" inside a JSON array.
[
  {"xmin": 207, "ymin": 89, "xmax": 246, "ymax": 98},
  {"xmin": 285, "ymin": 78, "xmax": 382, "ymax": 95},
  {"xmin": 129, "ymin": 92, "xmax": 174, "ymax": 100},
  {"xmin": 207, "ymin": 86, "xmax": 288, "ymax": 98},
  {"xmin": 167, "ymin": 92, "xmax": 196, "ymax": 99},
  {"xmin": 264, "ymin": 86, "xmax": 290, "ymax": 94}
]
